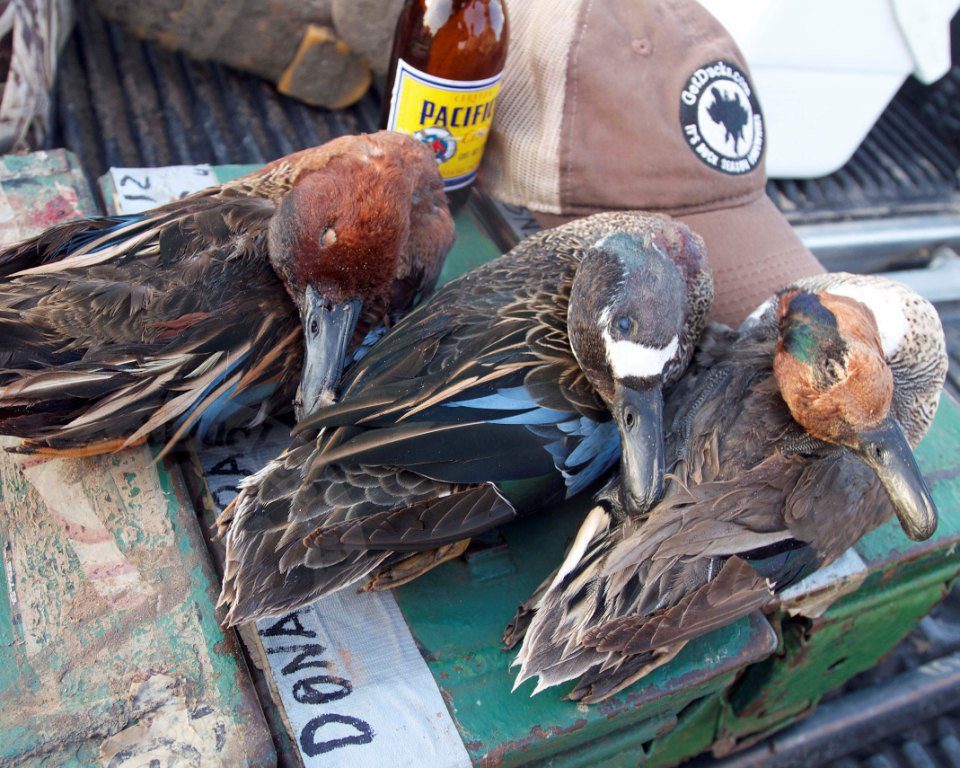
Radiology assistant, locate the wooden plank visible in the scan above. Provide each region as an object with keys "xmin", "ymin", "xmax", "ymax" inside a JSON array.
[
  {"xmin": 0, "ymin": 442, "xmax": 273, "ymax": 765},
  {"xmin": 0, "ymin": 151, "xmax": 274, "ymax": 766}
]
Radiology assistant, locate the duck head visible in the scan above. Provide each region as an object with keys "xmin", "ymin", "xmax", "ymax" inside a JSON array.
[
  {"xmin": 268, "ymin": 133, "xmax": 453, "ymax": 418},
  {"xmin": 568, "ymin": 231, "xmax": 689, "ymax": 516},
  {"xmin": 774, "ymin": 289, "xmax": 938, "ymax": 541}
]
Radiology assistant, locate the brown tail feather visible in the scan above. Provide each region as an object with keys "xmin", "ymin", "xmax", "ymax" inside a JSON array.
[{"xmin": 6, "ymin": 435, "xmax": 146, "ymax": 458}]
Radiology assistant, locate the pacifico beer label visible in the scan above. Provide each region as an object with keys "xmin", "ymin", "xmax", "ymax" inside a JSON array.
[{"xmin": 386, "ymin": 59, "xmax": 502, "ymax": 190}]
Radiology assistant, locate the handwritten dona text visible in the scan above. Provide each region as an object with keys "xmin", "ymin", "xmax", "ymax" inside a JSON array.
[
  {"xmin": 205, "ymin": 427, "xmax": 375, "ymax": 762},
  {"xmin": 260, "ymin": 610, "xmax": 374, "ymax": 757}
]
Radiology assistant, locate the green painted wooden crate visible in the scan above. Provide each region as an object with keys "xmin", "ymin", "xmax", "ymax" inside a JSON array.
[
  {"xmin": 100, "ymin": 160, "xmax": 960, "ymax": 766},
  {"xmin": 388, "ymin": 395, "xmax": 960, "ymax": 767},
  {"xmin": 714, "ymin": 401, "xmax": 960, "ymax": 755}
]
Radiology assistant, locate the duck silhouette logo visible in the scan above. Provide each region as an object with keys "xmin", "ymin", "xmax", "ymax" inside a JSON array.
[
  {"xmin": 707, "ymin": 87, "xmax": 750, "ymax": 152},
  {"xmin": 413, "ymin": 127, "xmax": 457, "ymax": 165},
  {"xmin": 679, "ymin": 60, "xmax": 764, "ymax": 176}
]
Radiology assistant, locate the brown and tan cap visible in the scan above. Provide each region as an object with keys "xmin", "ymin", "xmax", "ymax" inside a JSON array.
[{"xmin": 481, "ymin": 0, "xmax": 825, "ymax": 326}]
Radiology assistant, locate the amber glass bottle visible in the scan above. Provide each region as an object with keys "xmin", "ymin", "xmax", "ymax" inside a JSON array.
[{"xmin": 381, "ymin": 0, "xmax": 509, "ymax": 208}]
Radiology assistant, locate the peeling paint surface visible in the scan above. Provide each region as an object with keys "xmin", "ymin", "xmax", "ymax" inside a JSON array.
[
  {"xmin": 0, "ymin": 150, "xmax": 93, "ymax": 244},
  {"xmin": 390, "ymin": 390, "xmax": 960, "ymax": 764},
  {"xmin": 719, "ymin": 394, "xmax": 960, "ymax": 752},
  {"xmin": 0, "ymin": 437, "xmax": 274, "ymax": 765},
  {"xmin": 0, "ymin": 153, "xmax": 273, "ymax": 767},
  {"xmin": 393, "ymin": 490, "xmax": 779, "ymax": 767}
]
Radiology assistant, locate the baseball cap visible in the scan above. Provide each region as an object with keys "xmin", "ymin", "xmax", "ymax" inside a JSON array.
[{"xmin": 480, "ymin": 0, "xmax": 825, "ymax": 326}]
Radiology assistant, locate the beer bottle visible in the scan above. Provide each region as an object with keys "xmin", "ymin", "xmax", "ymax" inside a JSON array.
[{"xmin": 381, "ymin": 0, "xmax": 509, "ymax": 208}]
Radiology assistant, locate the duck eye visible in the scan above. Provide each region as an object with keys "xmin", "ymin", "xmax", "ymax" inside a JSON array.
[
  {"xmin": 310, "ymin": 318, "xmax": 319, "ymax": 336},
  {"xmin": 825, "ymin": 359, "xmax": 844, "ymax": 382},
  {"xmin": 617, "ymin": 316, "xmax": 632, "ymax": 334},
  {"xmin": 319, "ymin": 226, "xmax": 337, "ymax": 248}
]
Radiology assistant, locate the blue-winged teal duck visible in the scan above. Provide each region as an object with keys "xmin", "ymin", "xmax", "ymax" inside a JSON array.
[{"xmin": 217, "ymin": 211, "xmax": 714, "ymax": 625}]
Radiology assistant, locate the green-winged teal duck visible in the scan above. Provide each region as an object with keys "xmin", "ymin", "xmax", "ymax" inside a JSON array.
[{"xmin": 506, "ymin": 273, "xmax": 946, "ymax": 702}]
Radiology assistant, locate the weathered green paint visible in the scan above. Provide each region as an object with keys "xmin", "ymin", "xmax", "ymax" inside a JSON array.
[
  {"xmin": 720, "ymin": 572, "xmax": 957, "ymax": 750},
  {"xmin": 716, "ymin": 394, "xmax": 960, "ymax": 753},
  {"xmin": 0, "ymin": 442, "xmax": 276, "ymax": 765},
  {"xmin": 394, "ymin": 494, "xmax": 778, "ymax": 767},
  {"xmin": 0, "ymin": 150, "xmax": 97, "ymax": 246},
  {"xmin": 0, "ymin": 153, "xmax": 273, "ymax": 766},
  {"xmin": 646, "ymin": 695, "xmax": 725, "ymax": 768},
  {"xmin": 216, "ymin": 163, "xmax": 262, "ymax": 180},
  {"xmin": 437, "ymin": 202, "xmax": 506, "ymax": 288},
  {"xmin": 150, "ymin": 441, "xmax": 245, "ymax": 711},
  {"xmin": 0, "ymin": 443, "xmax": 276, "ymax": 765},
  {"xmin": 179, "ymin": 445, "xmax": 305, "ymax": 762}
]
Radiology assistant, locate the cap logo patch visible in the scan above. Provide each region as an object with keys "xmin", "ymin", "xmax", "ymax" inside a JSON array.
[{"xmin": 679, "ymin": 60, "xmax": 764, "ymax": 176}]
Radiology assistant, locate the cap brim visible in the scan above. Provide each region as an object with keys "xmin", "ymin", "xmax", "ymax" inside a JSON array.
[
  {"xmin": 534, "ymin": 195, "xmax": 824, "ymax": 328},
  {"xmin": 677, "ymin": 195, "xmax": 824, "ymax": 326}
]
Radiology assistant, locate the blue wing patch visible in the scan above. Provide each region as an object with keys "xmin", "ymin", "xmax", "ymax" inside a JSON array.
[
  {"xmin": 557, "ymin": 418, "xmax": 620, "ymax": 496},
  {"xmin": 447, "ymin": 387, "xmax": 620, "ymax": 498},
  {"xmin": 173, "ymin": 349, "xmax": 279, "ymax": 439},
  {"xmin": 352, "ymin": 326, "xmax": 389, "ymax": 364}
]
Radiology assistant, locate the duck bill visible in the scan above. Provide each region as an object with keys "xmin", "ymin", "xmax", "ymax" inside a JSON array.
[
  {"xmin": 853, "ymin": 418, "xmax": 938, "ymax": 541},
  {"xmin": 614, "ymin": 382, "xmax": 665, "ymax": 516},
  {"xmin": 297, "ymin": 287, "xmax": 361, "ymax": 420}
]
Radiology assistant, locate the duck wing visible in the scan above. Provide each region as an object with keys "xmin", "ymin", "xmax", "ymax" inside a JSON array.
[
  {"xmin": 297, "ymin": 242, "xmax": 615, "ymax": 496},
  {"xmin": 219, "ymin": 443, "xmax": 515, "ymax": 625},
  {"xmin": 0, "ymin": 213, "xmax": 145, "ymax": 276},
  {"xmin": 561, "ymin": 446, "xmax": 890, "ymax": 702},
  {"xmin": 0, "ymin": 191, "xmax": 300, "ymax": 453},
  {"xmin": 512, "ymin": 444, "xmax": 885, "ymax": 702},
  {"xmin": 218, "ymin": 210, "xmax": 717, "ymax": 621}
]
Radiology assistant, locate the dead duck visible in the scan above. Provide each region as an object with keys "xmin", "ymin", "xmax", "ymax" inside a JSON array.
[
  {"xmin": 0, "ymin": 131, "xmax": 454, "ymax": 457},
  {"xmin": 506, "ymin": 273, "xmax": 945, "ymax": 702},
  {"xmin": 216, "ymin": 211, "xmax": 713, "ymax": 625}
]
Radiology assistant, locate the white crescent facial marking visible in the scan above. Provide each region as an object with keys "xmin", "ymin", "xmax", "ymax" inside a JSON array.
[
  {"xmin": 602, "ymin": 331, "xmax": 680, "ymax": 379},
  {"xmin": 824, "ymin": 283, "xmax": 907, "ymax": 357}
]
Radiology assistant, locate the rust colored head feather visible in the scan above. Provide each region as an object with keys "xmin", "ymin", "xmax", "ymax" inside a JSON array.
[
  {"xmin": 267, "ymin": 133, "xmax": 443, "ymax": 309},
  {"xmin": 262, "ymin": 131, "xmax": 454, "ymax": 416},
  {"xmin": 774, "ymin": 288, "xmax": 935, "ymax": 542},
  {"xmin": 774, "ymin": 290, "xmax": 893, "ymax": 447}
]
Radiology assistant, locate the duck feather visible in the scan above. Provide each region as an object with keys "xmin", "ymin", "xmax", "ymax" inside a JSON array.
[{"xmin": 0, "ymin": 133, "xmax": 455, "ymax": 452}]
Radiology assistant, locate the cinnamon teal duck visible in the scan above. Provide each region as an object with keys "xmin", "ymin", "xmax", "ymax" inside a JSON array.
[
  {"xmin": 506, "ymin": 273, "xmax": 945, "ymax": 702},
  {"xmin": 0, "ymin": 131, "xmax": 454, "ymax": 456},
  {"xmin": 216, "ymin": 211, "xmax": 713, "ymax": 625}
]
